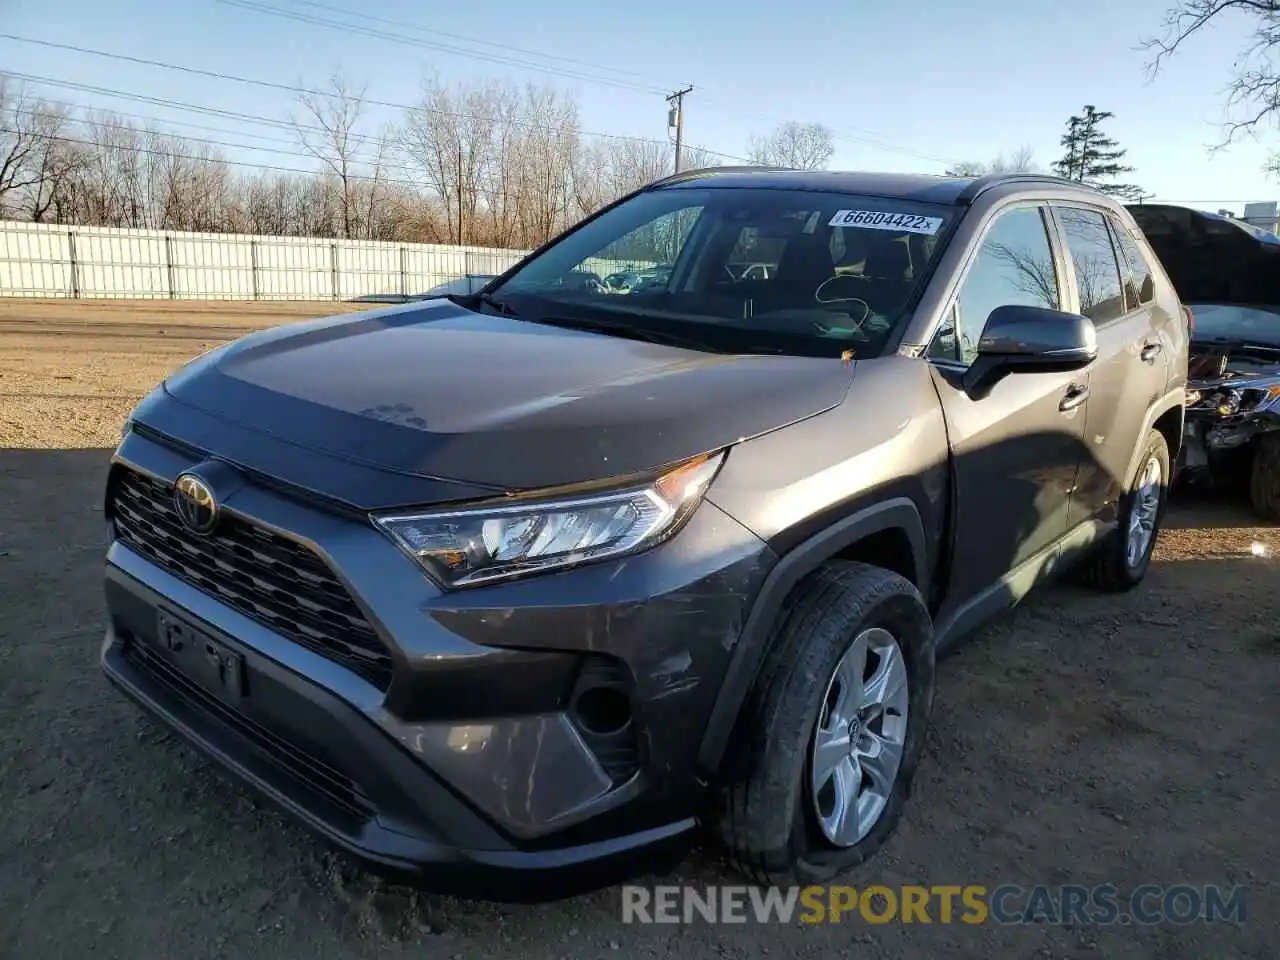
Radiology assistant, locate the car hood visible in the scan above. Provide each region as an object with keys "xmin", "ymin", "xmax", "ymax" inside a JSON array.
[
  {"xmin": 1127, "ymin": 203, "xmax": 1280, "ymax": 307},
  {"xmin": 1189, "ymin": 342, "xmax": 1280, "ymax": 387},
  {"xmin": 158, "ymin": 299, "xmax": 855, "ymax": 496}
]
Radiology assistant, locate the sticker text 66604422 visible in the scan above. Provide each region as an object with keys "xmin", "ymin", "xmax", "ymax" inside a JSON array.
[{"xmin": 828, "ymin": 209, "xmax": 944, "ymax": 235}]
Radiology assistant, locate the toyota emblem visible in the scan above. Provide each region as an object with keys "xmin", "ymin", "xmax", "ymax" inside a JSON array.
[{"xmin": 173, "ymin": 472, "xmax": 218, "ymax": 534}]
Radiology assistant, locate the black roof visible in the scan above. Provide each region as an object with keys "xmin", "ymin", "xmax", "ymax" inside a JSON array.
[{"xmin": 651, "ymin": 166, "xmax": 1090, "ymax": 205}]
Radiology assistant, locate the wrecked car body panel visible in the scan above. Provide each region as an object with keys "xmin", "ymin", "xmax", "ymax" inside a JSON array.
[
  {"xmin": 1128, "ymin": 204, "xmax": 1280, "ymax": 504},
  {"xmin": 1183, "ymin": 336, "xmax": 1280, "ymax": 469}
]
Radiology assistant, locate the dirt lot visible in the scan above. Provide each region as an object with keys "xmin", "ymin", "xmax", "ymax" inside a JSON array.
[{"xmin": 1, "ymin": 300, "xmax": 1276, "ymax": 959}]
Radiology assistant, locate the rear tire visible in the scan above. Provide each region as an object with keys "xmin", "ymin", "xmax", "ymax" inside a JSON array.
[
  {"xmin": 713, "ymin": 562, "xmax": 935, "ymax": 887},
  {"xmin": 1248, "ymin": 435, "xmax": 1280, "ymax": 522},
  {"xmin": 1080, "ymin": 428, "xmax": 1170, "ymax": 591}
]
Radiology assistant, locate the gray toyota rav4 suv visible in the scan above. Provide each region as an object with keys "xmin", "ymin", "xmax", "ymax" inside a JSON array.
[{"xmin": 101, "ymin": 169, "xmax": 1189, "ymax": 900}]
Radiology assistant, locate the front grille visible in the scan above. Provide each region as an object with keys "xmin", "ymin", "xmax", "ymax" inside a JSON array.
[
  {"xmin": 124, "ymin": 638, "xmax": 374, "ymax": 820},
  {"xmin": 110, "ymin": 466, "xmax": 393, "ymax": 690}
]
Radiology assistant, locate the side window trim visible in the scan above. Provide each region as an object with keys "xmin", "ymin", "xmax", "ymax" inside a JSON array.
[
  {"xmin": 1104, "ymin": 213, "xmax": 1141, "ymax": 315},
  {"xmin": 926, "ymin": 201, "xmax": 1063, "ymax": 369},
  {"xmin": 1111, "ymin": 216, "xmax": 1158, "ymax": 309}
]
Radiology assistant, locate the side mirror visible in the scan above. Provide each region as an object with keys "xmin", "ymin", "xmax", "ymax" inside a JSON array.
[{"xmin": 961, "ymin": 305, "xmax": 1097, "ymax": 397}]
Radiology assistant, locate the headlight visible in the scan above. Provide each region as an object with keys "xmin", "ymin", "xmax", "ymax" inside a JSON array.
[
  {"xmin": 1215, "ymin": 388, "xmax": 1242, "ymax": 417},
  {"xmin": 373, "ymin": 452, "xmax": 725, "ymax": 587}
]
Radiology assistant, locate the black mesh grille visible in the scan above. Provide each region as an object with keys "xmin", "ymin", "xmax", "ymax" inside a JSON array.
[{"xmin": 110, "ymin": 466, "xmax": 393, "ymax": 690}]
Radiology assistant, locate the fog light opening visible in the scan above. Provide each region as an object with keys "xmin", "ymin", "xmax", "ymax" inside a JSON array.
[{"xmin": 573, "ymin": 686, "xmax": 633, "ymax": 736}]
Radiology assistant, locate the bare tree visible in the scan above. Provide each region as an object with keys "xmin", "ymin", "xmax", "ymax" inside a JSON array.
[
  {"xmin": 945, "ymin": 146, "xmax": 1041, "ymax": 177},
  {"xmin": 152, "ymin": 131, "xmax": 234, "ymax": 232},
  {"xmin": 292, "ymin": 72, "xmax": 375, "ymax": 239},
  {"xmin": 679, "ymin": 144, "xmax": 723, "ymax": 171},
  {"xmin": 989, "ymin": 242, "xmax": 1060, "ymax": 307},
  {"xmin": 0, "ymin": 72, "xmax": 764, "ymax": 249},
  {"xmin": 11, "ymin": 102, "xmax": 83, "ymax": 223},
  {"xmin": 571, "ymin": 138, "xmax": 670, "ymax": 216},
  {"xmin": 478, "ymin": 83, "xmax": 531, "ymax": 247},
  {"xmin": 0, "ymin": 80, "xmax": 75, "ymax": 218},
  {"xmin": 1145, "ymin": 0, "xmax": 1280, "ymax": 169},
  {"xmin": 509, "ymin": 83, "xmax": 580, "ymax": 245},
  {"xmin": 746, "ymin": 121, "xmax": 835, "ymax": 169},
  {"xmin": 400, "ymin": 74, "xmax": 501, "ymax": 245}
]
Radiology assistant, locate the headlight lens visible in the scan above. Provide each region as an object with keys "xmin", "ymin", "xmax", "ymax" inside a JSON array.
[{"xmin": 373, "ymin": 452, "xmax": 725, "ymax": 587}]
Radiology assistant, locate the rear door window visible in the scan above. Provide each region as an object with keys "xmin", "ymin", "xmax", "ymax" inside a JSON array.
[
  {"xmin": 1110, "ymin": 221, "xmax": 1156, "ymax": 309},
  {"xmin": 1052, "ymin": 206, "xmax": 1126, "ymax": 324}
]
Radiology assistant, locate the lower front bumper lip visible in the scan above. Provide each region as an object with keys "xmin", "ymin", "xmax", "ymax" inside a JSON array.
[{"xmin": 100, "ymin": 624, "xmax": 695, "ymax": 902}]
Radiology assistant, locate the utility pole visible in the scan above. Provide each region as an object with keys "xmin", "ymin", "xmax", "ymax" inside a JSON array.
[{"xmin": 666, "ymin": 86, "xmax": 693, "ymax": 174}]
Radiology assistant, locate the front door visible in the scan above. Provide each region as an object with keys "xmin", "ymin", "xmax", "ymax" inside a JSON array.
[{"xmin": 925, "ymin": 203, "xmax": 1089, "ymax": 616}]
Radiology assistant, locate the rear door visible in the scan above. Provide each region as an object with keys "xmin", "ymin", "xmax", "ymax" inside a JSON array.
[{"xmin": 1051, "ymin": 203, "xmax": 1172, "ymax": 529}]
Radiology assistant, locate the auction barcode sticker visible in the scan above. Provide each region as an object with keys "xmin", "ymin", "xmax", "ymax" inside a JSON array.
[{"xmin": 828, "ymin": 209, "xmax": 944, "ymax": 235}]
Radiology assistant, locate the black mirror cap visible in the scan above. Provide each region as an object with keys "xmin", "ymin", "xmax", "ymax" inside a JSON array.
[
  {"xmin": 978, "ymin": 304, "xmax": 1098, "ymax": 367},
  {"xmin": 960, "ymin": 305, "xmax": 1097, "ymax": 399}
]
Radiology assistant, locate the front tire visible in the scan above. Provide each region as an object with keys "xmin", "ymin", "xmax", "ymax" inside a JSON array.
[
  {"xmin": 1248, "ymin": 434, "xmax": 1280, "ymax": 522},
  {"xmin": 714, "ymin": 562, "xmax": 935, "ymax": 887},
  {"xmin": 1081, "ymin": 428, "xmax": 1170, "ymax": 591}
]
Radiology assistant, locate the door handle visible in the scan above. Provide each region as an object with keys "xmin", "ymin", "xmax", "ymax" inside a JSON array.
[
  {"xmin": 1141, "ymin": 342, "xmax": 1162, "ymax": 363},
  {"xmin": 1059, "ymin": 383, "xmax": 1089, "ymax": 412}
]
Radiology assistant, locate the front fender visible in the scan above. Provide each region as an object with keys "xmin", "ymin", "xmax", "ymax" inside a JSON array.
[{"xmin": 694, "ymin": 497, "xmax": 928, "ymax": 778}]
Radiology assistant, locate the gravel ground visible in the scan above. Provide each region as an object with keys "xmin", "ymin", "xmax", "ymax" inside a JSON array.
[{"xmin": 1, "ymin": 300, "xmax": 1276, "ymax": 959}]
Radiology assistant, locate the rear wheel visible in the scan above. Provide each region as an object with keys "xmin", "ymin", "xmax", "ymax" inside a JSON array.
[
  {"xmin": 1080, "ymin": 429, "xmax": 1170, "ymax": 591},
  {"xmin": 1249, "ymin": 434, "xmax": 1280, "ymax": 522},
  {"xmin": 714, "ymin": 562, "xmax": 935, "ymax": 886}
]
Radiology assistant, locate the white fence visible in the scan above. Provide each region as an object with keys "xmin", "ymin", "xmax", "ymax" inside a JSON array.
[{"xmin": 0, "ymin": 220, "xmax": 534, "ymax": 300}]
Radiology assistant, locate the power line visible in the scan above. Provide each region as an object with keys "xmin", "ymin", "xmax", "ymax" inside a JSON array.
[
  {"xmin": 3, "ymin": 67, "xmax": 750, "ymax": 162},
  {"xmin": 0, "ymin": 126, "xmax": 443, "ymax": 190},
  {"xmin": 12, "ymin": 106, "xmax": 389, "ymax": 170},
  {"xmin": 214, "ymin": 0, "xmax": 669, "ymax": 95},
  {"xmin": 695, "ymin": 93, "xmax": 960, "ymax": 166},
  {"xmin": 218, "ymin": 2, "xmax": 955, "ymax": 167},
  {"xmin": 15, "ymin": 94, "xmax": 334, "ymax": 151},
  {"xmin": 268, "ymin": 0, "xmax": 665, "ymax": 85},
  {"xmin": 0, "ymin": 31, "xmax": 947, "ymax": 168}
]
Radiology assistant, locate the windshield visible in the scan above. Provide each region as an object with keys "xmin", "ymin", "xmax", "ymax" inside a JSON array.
[
  {"xmin": 1190, "ymin": 303, "xmax": 1280, "ymax": 347},
  {"xmin": 487, "ymin": 186, "xmax": 956, "ymax": 357}
]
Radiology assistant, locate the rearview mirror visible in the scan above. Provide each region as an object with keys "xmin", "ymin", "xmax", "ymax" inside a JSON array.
[{"xmin": 961, "ymin": 305, "xmax": 1097, "ymax": 397}]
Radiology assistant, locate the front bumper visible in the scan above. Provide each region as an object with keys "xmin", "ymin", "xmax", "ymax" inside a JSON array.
[{"xmin": 101, "ymin": 423, "xmax": 774, "ymax": 897}]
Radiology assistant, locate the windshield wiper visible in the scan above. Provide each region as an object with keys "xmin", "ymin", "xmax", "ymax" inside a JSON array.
[
  {"xmin": 528, "ymin": 314, "xmax": 718, "ymax": 351},
  {"xmin": 443, "ymin": 290, "xmax": 516, "ymax": 315}
]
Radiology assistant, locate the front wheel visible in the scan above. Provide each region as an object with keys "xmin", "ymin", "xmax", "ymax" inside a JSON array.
[
  {"xmin": 1248, "ymin": 434, "xmax": 1280, "ymax": 522},
  {"xmin": 713, "ymin": 562, "xmax": 936, "ymax": 887},
  {"xmin": 1080, "ymin": 428, "xmax": 1170, "ymax": 591}
]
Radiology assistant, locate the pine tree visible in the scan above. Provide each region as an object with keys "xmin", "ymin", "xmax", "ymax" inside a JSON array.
[{"xmin": 1052, "ymin": 105, "xmax": 1143, "ymax": 200}]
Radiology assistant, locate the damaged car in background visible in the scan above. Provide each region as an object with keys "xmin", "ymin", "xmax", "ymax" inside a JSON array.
[{"xmin": 1128, "ymin": 203, "xmax": 1280, "ymax": 520}]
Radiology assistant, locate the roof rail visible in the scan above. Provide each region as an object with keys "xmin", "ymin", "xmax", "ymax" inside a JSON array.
[
  {"xmin": 955, "ymin": 172, "xmax": 1084, "ymax": 204},
  {"xmin": 648, "ymin": 164, "xmax": 791, "ymax": 188}
]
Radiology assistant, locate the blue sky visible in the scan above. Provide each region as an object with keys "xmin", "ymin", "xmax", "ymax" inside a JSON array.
[{"xmin": 4, "ymin": 0, "xmax": 1277, "ymax": 211}]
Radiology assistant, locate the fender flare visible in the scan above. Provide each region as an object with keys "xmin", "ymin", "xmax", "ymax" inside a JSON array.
[
  {"xmin": 1127, "ymin": 388, "xmax": 1186, "ymax": 485},
  {"xmin": 695, "ymin": 496, "xmax": 928, "ymax": 777}
]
